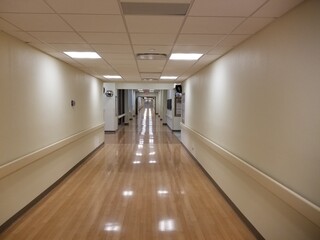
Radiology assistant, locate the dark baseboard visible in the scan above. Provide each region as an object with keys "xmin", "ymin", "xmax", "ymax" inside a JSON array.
[
  {"xmin": 0, "ymin": 143, "xmax": 104, "ymax": 234},
  {"xmin": 180, "ymin": 142, "xmax": 265, "ymax": 240},
  {"xmin": 162, "ymin": 123, "xmax": 167, "ymax": 125},
  {"xmin": 124, "ymin": 123, "xmax": 129, "ymax": 125}
]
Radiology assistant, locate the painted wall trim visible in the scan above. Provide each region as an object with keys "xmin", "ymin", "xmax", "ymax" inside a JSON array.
[
  {"xmin": 181, "ymin": 123, "xmax": 320, "ymax": 228},
  {"xmin": 0, "ymin": 123, "xmax": 105, "ymax": 180}
]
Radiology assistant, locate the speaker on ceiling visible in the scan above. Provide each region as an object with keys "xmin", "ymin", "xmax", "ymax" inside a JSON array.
[{"xmin": 175, "ymin": 85, "xmax": 182, "ymax": 93}]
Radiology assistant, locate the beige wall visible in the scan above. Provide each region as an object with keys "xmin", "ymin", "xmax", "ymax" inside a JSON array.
[
  {"xmin": 0, "ymin": 32, "xmax": 104, "ymax": 225},
  {"xmin": 182, "ymin": 0, "xmax": 320, "ymax": 239}
]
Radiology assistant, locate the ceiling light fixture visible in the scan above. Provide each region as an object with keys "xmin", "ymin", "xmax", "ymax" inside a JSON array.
[
  {"xmin": 136, "ymin": 53, "xmax": 167, "ymax": 60},
  {"xmin": 142, "ymin": 78, "xmax": 158, "ymax": 81},
  {"xmin": 104, "ymin": 75, "xmax": 122, "ymax": 79},
  {"xmin": 64, "ymin": 51, "xmax": 101, "ymax": 59},
  {"xmin": 160, "ymin": 76, "xmax": 178, "ymax": 80},
  {"xmin": 170, "ymin": 53, "xmax": 203, "ymax": 61}
]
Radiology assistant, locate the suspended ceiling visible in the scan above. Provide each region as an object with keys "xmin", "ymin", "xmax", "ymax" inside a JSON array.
[{"xmin": 0, "ymin": 0, "xmax": 304, "ymax": 82}]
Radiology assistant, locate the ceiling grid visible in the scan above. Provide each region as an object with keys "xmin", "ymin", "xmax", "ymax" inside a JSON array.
[{"xmin": 0, "ymin": 0, "xmax": 304, "ymax": 82}]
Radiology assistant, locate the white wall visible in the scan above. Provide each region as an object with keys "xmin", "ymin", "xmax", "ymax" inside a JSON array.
[
  {"xmin": 0, "ymin": 32, "xmax": 104, "ymax": 226},
  {"xmin": 181, "ymin": 0, "xmax": 320, "ymax": 239}
]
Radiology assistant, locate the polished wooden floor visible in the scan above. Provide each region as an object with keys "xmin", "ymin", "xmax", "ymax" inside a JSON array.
[{"xmin": 0, "ymin": 105, "xmax": 256, "ymax": 240}]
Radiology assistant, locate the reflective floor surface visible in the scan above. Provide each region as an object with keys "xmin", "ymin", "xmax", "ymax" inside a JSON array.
[{"xmin": 0, "ymin": 105, "xmax": 256, "ymax": 240}]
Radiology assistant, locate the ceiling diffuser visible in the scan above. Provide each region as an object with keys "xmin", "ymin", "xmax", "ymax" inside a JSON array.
[{"xmin": 121, "ymin": 2, "xmax": 190, "ymax": 16}]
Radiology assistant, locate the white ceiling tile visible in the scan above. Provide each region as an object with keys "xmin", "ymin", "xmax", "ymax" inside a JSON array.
[
  {"xmin": 162, "ymin": 60, "xmax": 195, "ymax": 75},
  {"xmin": 182, "ymin": 61, "xmax": 211, "ymax": 75},
  {"xmin": 74, "ymin": 58, "xmax": 110, "ymax": 68},
  {"xmin": 61, "ymin": 15, "xmax": 126, "ymax": 32},
  {"xmin": 28, "ymin": 42, "xmax": 57, "ymax": 53},
  {"xmin": 47, "ymin": 51, "xmax": 73, "ymax": 60},
  {"xmin": 176, "ymin": 34, "xmax": 224, "ymax": 46},
  {"xmin": 217, "ymin": 35, "xmax": 250, "ymax": 47},
  {"xmin": 60, "ymin": 58, "xmax": 84, "ymax": 67},
  {"xmin": 105, "ymin": 59, "xmax": 136, "ymax": 65},
  {"xmin": 133, "ymin": 45, "xmax": 172, "ymax": 55},
  {"xmin": 189, "ymin": 0, "xmax": 265, "ymax": 17},
  {"xmin": 80, "ymin": 33, "xmax": 130, "ymax": 44},
  {"xmin": 233, "ymin": 18, "xmax": 274, "ymax": 34},
  {"xmin": 91, "ymin": 45, "xmax": 133, "ymax": 53},
  {"xmin": 0, "ymin": 19, "xmax": 20, "ymax": 31},
  {"xmin": 117, "ymin": 68, "xmax": 139, "ymax": 73},
  {"xmin": 121, "ymin": 0, "xmax": 191, "ymax": 3},
  {"xmin": 197, "ymin": 54, "xmax": 221, "ymax": 64},
  {"xmin": 182, "ymin": 17, "xmax": 244, "ymax": 34},
  {"xmin": 81, "ymin": 66, "xmax": 115, "ymax": 74},
  {"xmin": 0, "ymin": 0, "xmax": 54, "ymax": 13},
  {"xmin": 253, "ymin": 0, "xmax": 304, "ymax": 17},
  {"xmin": 29, "ymin": 32, "xmax": 85, "ymax": 43},
  {"xmin": 130, "ymin": 34, "xmax": 176, "ymax": 45},
  {"xmin": 0, "ymin": 0, "xmax": 302, "ymax": 83},
  {"xmin": 137, "ymin": 60, "xmax": 166, "ymax": 72},
  {"xmin": 125, "ymin": 16, "xmax": 184, "ymax": 34},
  {"xmin": 48, "ymin": 43, "xmax": 93, "ymax": 52},
  {"xmin": 6, "ymin": 31, "xmax": 41, "ymax": 43},
  {"xmin": 101, "ymin": 53, "xmax": 136, "ymax": 65},
  {"xmin": 100, "ymin": 53, "xmax": 135, "ymax": 61},
  {"xmin": 46, "ymin": 0, "xmax": 120, "ymax": 14},
  {"xmin": 0, "ymin": 14, "xmax": 72, "ymax": 31},
  {"xmin": 179, "ymin": 69, "xmax": 198, "ymax": 79},
  {"xmin": 207, "ymin": 45, "xmax": 233, "ymax": 55},
  {"xmin": 113, "ymin": 66, "xmax": 139, "ymax": 74},
  {"xmin": 172, "ymin": 45, "xmax": 212, "ymax": 54},
  {"xmin": 177, "ymin": 75, "xmax": 188, "ymax": 81},
  {"xmin": 86, "ymin": 68, "xmax": 118, "ymax": 76},
  {"xmin": 122, "ymin": 76, "xmax": 141, "ymax": 82}
]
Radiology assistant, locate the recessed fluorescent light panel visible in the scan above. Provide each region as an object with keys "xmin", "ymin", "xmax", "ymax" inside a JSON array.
[
  {"xmin": 170, "ymin": 53, "xmax": 203, "ymax": 61},
  {"xmin": 64, "ymin": 51, "xmax": 101, "ymax": 59},
  {"xmin": 104, "ymin": 75, "xmax": 122, "ymax": 79},
  {"xmin": 160, "ymin": 76, "xmax": 178, "ymax": 80},
  {"xmin": 136, "ymin": 53, "xmax": 167, "ymax": 60}
]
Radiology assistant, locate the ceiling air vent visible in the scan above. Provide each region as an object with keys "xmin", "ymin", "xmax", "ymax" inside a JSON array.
[
  {"xmin": 121, "ymin": 2, "xmax": 190, "ymax": 16},
  {"xmin": 136, "ymin": 53, "xmax": 167, "ymax": 60}
]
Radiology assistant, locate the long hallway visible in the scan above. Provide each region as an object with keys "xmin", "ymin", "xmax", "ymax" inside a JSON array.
[{"xmin": 0, "ymin": 105, "xmax": 256, "ymax": 240}]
